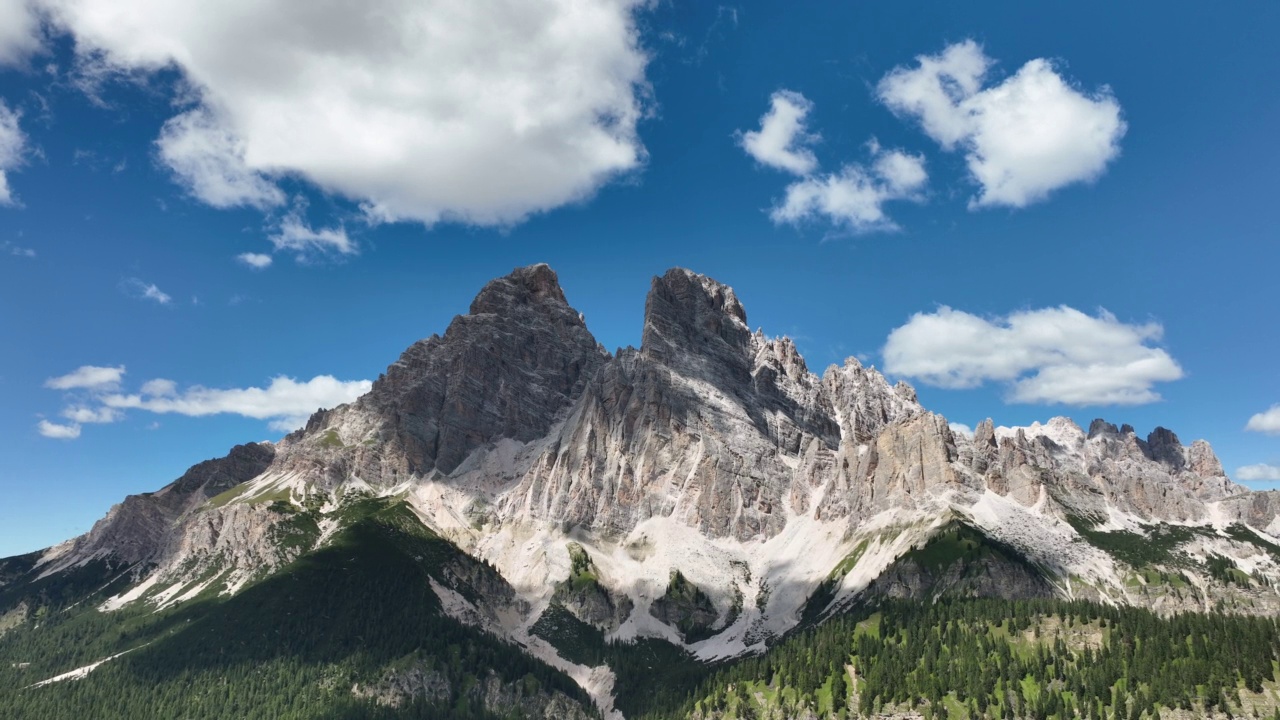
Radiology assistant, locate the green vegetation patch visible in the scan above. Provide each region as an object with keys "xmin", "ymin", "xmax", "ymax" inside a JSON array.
[
  {"xmin": 205, "ymin": 481, "xmax": 253, "ymax": 508},
  {"xmin": 632, "ymin": 598, "xmax": 1280, "ymax": 720},
  {"xmin": 649, "ymin": 569, "xmax": 719, "ymax": 643},
  {"xmin": 1066, "ymin": 515, "xmax": 1214, "ymax": 569},
  {"xmin": 1227, "ymin": 523, "xmax": 1280, "ymax": 558},
  {"xmin": 529, "ymin": 603, "xmax": 606, "ymax": 667}
]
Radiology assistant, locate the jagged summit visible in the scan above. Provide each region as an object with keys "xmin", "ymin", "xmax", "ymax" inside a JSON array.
[
  {"xmin": 289, "ymin": 263, "xmax": 609, "ymax": 480},
  {"xmin": 640, "ymin": 268, "xmax": 751, "ymax": 374},
  {"xmin": 469, "ymin": 262, "xmax": 569, "ymax": 315}
]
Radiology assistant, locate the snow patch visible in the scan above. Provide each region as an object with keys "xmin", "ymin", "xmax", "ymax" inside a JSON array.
[{"xmin": 27, "ymin": 645, "xmax": 148, "ymax": 688}]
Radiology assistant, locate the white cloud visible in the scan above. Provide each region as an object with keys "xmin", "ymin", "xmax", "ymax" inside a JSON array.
[
  {"xmin": 0, "ymin": 100, "xmax": 26, "ymax": 206},
  {"xmin": 37, "ymin": 419, "xmax": 81, "ymax": 439},
  {"xmin": 45, "ymin": 364, "xmax": 125, "ymax": 390},
  {"xmin": 1237, "ymin": 464, "xmax": 1280, "ymax": 482},
  {"xmin": 61, "ymin": 405, "xmax": 121, "ymax": 423},
  {"xmin": 140, "ymin": 378, "xmax": 176, "ymax": 396},
  {"xmin": 739, "ymin": 90, "xmax": 819, "ymax": 175},
  {"xmin": 270, "ymin": 214, "xmax": 355, "ymax": 258},
  {"xmin": 39, "ymin": 0, "xmax": 650, "ymax": 226},
  {"xmin": 236, "ymin": 252, "xmax": 273, "ymax": 270},
  {"xmin": 883, "ymin": 305, "xmax": 1183, "ymax": 405},
  {"xmin": 0, "ymin": 0, "xmax": 43, "ymax": 67},
  {"xmin": 948, "ymin": 422, "xmax": 974, "ymax": 439},
  {"xmin": 102, "ymin": 374, "xmax": 372, "ymax": 429},
  {"xmin": 1246, "ymin": 405, "xmax": 1280, "ymax": 435},
  {"xmin": 741, "ymin": 91, "xmax": 927, "ymax": 233},
  {"xmin": 121, "ymin": 277, "xmax": 172, "ymax": 304},
  {"xmin": 878, "ymin": 40, "xmax": 1125, "ymax": 208},
  {"xmin": 771, "ymin": 145, "xmax": 927, "ymax": 232},
  {"xmin": 156, "ymin": 107, "xmax": 286, "ymax": 210}
]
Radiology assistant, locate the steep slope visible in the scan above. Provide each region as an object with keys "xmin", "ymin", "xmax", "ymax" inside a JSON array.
[{"xmin": 0, "ymin": 496, "xmax": 599, "ymax": 719}]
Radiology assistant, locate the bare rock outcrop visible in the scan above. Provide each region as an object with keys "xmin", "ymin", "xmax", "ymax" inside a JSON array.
[
  {"xmin": 54, "ymin": 442, "xmax": 275, "ymax": 568},
  {"xmin": 273, "ymin": 263, "xmax": 609, "ymax": 488}
]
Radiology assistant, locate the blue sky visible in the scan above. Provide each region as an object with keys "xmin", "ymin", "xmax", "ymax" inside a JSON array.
[{"xmin": 0, "ymin": 1, "xmax": 1277, "ymax": 556}]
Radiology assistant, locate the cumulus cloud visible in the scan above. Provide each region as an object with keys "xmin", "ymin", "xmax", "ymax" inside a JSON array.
[
  {"xmin": 0, "ymin": 100, "xmax": 25, "ymax": 206},
  {"xmin": 771, "ymin": 143, "xmax": 927, "ymax": 232},
  {"xmin": 270, "ymin": 213, "xmax": 355, "ymax": 258},
  {"xmin": 36, "ymin": 0, "xmax": 650, "ymax": 226},
  {"xmin": 1246, "ymin": 405, "xmax": 1280, "ymax": 435},
  {"xmin": 37, "ymin": 419, "xmax": 81, "ymax": 439},
  {"xmin": 236, "ymin": 252, "xmax": 272, "ymax": 270},
  {"xmin": 948, "ymin": 422, "xmax": 974, "ymax": 439},
  {"xmin": 739, "ymin": 90, "xmax": 819, "ymax": 175},
  {"xmin": 883, "ymin": 305, "xmax": 1183, "ymax": 405},
  {"xmin": 101, "ymin": 374, "xmax": 372, "ymax": 432},
  {"xmin": 1237, "ymin": 464, "xmax": 1280, "ymax": 482},
  {"xmin": 120, "ymin": 277, "xmax": 172, "ymax": 304},
  {"xmin": 878, "ymin": 40, "xmax": 1125, "ymax": 208},
  {"xmin": 45, "ymin": 364, "xmax": 125, "ymax": 390},
  {"xmin": 740, "ymin": 91, "xmax": 928, "ymax": 233},
  {"xmin": 0, "ymin": 0, "xmax": 43, "ymax": 67}
]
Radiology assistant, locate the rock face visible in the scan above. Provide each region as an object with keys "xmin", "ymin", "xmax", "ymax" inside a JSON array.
[
  {"xmin": 504, "ymin": 269, "xmax": 848, "ymax": 541},
  {"xmin": 274, "ymin": 263, "xmax": 609, "ymax": 488},
  {"xmin": 354, "ymin": 664, "xmax": 595, "ymax": 720},
  {"xmin": 49, "ymin": 443, "xmax": 275, "ymax": 569},
  {"xmin": 11, "ymin": 262, "xmax": 1280, "ymax": 669}
]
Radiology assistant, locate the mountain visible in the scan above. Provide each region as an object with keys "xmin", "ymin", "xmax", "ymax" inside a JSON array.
[{"xmin": 5, "ymin": 264, "xmax": 1280, "ymax": 719}]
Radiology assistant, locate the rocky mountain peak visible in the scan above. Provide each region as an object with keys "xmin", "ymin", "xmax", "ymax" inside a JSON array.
[
  {"xmin": 641, "ymin": 268, "xmax": 751, "ymax": 372},
  {"xmin": 973, "ymin": 418, "xmax": 997, "ymax": 449},
  {"xmin": 1146, "ymin": 426, "xmax": 1186, "ymax": 470},
  {"xmin": 1188, "ymin": 439, "xmax": 1225, "ymax": 477},
  {"xmin": 291, "ymin": 263, "xmax": 609, "ymax": 479},
  {"xmin": 468, "ymin": 263, "xmax": 568, "ymax": 315},
  {"xmin": 1087, "ymin": 418, "xmax": 1120, "ymax": 438}
]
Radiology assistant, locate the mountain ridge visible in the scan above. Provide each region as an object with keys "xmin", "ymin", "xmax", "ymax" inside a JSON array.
[{"xmin": 5, "ymin": 263, "xmax": 1280, "ymax": 718}]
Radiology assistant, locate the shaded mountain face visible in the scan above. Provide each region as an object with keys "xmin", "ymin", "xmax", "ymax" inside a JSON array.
[{"xmin": 5, "ymin": 263, "xmax": 1280, "ymax": 719}]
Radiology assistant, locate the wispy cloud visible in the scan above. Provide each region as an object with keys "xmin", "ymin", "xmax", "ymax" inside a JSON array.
[
  {"xmin": 102, "ymin": 374, "xmax": 372, "ymax": 432},
  {"xmin": 37, "ymin": 420, "xmax": 81, "ymax": 440},
  {"xmin": 120, "ymin": 277, "xmax": 173, "ymax": 305},
  {"xmin": 1238, "ymin": 464, "xmax": 1280, "ymax": 482},
  {"xmin": 236, "ymin": 252, "xmax": 273, "ymax": 270},
  {"xmin": 0, "ymin": 101, "xmax": 26, "ymax": 206},
  {"xmin": 61, "ymin": 406, "xmax": 122, "ymax": 424},
  {"xmin": 2, "ymin": 240, "xmax": 35, "ymax": 257},
  {"xmin": 45, "ymin": 365, "xmax": 126, "ymax": 391},
  {"xmin": 269, "ymin": 213, "xmax": 356, "ymax": 259},
  {"xmin": 39, "ymin": 362, "xmax": 371, "ymax": 438}
]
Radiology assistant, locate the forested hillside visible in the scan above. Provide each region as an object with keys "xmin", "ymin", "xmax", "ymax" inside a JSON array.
[{"xmin": 0, "ymin": 498, "xmax": 597, "ymax": 720}]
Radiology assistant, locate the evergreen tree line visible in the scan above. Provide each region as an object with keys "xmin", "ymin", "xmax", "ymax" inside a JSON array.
[{"xmin": 630, "ymin": 598, "xmax": 1280, "ymax": 720}]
